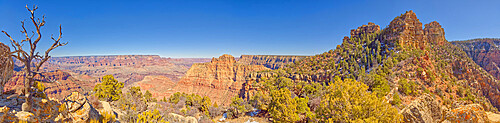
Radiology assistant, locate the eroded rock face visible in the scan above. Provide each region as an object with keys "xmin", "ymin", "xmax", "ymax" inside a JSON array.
[
  {"xmin": 0, "ymin": 42, "xmax": 13, "ymax": 94},
  {"xmin": 445, "ymin": 104, "xmax": 489, "ymax": 123},
  {"xmin": 401, "ymin": 94, "xmax": 444, "ymax": 122},
  {"xmin": 350, "ymin": 22, "xmax": 380, "ymax": 39},
  {"xmin": 171, "ymin": 54, "xmax": 270, "ymax": 105},
  {"xmin": 382, "ymin": 10, "xmax": 426, "ymax": 49},
  {"xmin": 59, "ymin": 92, "xmax": 99, "ymax": 122},
  {"xmin": 238, "ymin": 55, "xmax": 307, "ymax": 69},
  {"xmin": 424, "ymin": 21, "xmax": 446, "ymax": 45}
]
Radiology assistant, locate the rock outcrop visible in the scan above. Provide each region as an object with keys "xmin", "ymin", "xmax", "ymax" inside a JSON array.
[
  {"xmin": 0, "ymin": 93, "xmax": 61, "ymax": 122},
  {"xmin": 401, "ymin": 94, "xmax": 445, "ymax": 122},
  {"xmin": 382, "ymin": 10, "xmax": 426, "ymax": 49},
  {"xmin": 238, "ymin": 55, "xmax": 307, "ymax": 69},
  {"xmin": 424, "ymin": 21, "xmax": 446, "ymax": 45},
  {"xmin": 168, "ymin": 54, "xmax": 269, "ymax": 105},
  {"xmin": 350, "ymin": 22, "xmax": 380, "ymax": 39},
  {"xmin": 57, "ymin": 92, "xmax": 99, "ymax": 122},
  {"xmin": 0, "ymin": 42, "xmax": 13, "ymax": 94},
  {"xmin": 445, "ymin": 104, "xmax": 490, "ymax": 122},
  {"xmin": 0, "ymin": 91, "xmax": 103, "ymax": 122}
]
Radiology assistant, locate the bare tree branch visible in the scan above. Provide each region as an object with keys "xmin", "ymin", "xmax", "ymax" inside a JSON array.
[
  {"xmin": 2, "ymin": 5, "xmax": 68, "ymax": 105},
  {"xmin": 35, "ymin": 25, "xmax": 67, "ymax": 71},
  {"xmin": 2, "ymin": 31, "xmax": 29, "ymax": 60}
]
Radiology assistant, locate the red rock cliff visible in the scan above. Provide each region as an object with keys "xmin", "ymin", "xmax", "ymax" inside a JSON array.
[
  {"xmin": 157, "ymin": 54, "xmax": 270, "ymax": 105},
  {"xmin": 382, "ymin": 10, "xmax": 426, "ymax": 49}
]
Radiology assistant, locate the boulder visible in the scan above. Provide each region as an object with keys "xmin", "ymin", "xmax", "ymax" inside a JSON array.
[
  {"xmin": 444, "ymin": 104, "xmax": 489, "ymax": 123},
  {"xmin": 15, "ymin": 111, "xmax": 37, "ymax": 122},
  {"xmin": 61, "ymin": 92, "xmax": 99, "ymax": 122},
  {"xmin": 401, "ymin": 93, "xmax": 445, "ymax": 122}
]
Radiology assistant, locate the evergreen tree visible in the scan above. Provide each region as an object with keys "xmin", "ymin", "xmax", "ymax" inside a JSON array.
[{"xmin": 94, "ymin": 75, "xmax": 124, "ymax": 102}]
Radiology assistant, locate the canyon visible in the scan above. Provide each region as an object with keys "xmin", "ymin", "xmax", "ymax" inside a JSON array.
[
  {"xmin": 452, "ymin": 39, "xmax": 500, "ymax": 80},
  {"xmin": 133, "ymin": 54, "xmax": 307, "ymax": 105}
]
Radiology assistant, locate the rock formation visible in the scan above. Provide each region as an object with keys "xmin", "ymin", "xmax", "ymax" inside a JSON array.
[
  {"xmin": 143, "ymin": 54, "xmax": 270, "ymax": 105},
  {"xmin": 350, "ymin": 22, "xmax": 380, "ymax": 39},
  {"xmin": 401, "ymin": 94, "xmax": 445, "ymax": 122},
  {"xmin": 179, "ymin": 54, "xmax": 269, "ymax": 105},
  {"xmin": 0, "ymin": 91, "xmax": 94, "ymax": 122},
  {"xmin": 57, "ymin": 92, "xmax": 99, "ymax": 122},
  {"xmin": 238, "ymin": 55, "xmax": 307, "ymax": 69},
  {"xmin": 382, "ymin": 10, "xmax": 426, "ymax": 49},
  {"xmin": 0, "ymin": 42, "xmax": 13, "ymax": 94},
  {"xmin": 424, "ymin": 21, "xmax": 446, "ymax": 45},
  {"xmin": 445, "ymin": 104, "xmax": 490, "ymax": 122}
]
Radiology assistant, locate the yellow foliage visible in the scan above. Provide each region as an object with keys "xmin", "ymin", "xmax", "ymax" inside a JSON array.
[
  {"xmin": 317, "ymin": 77, "xmax": 402, "ymax": 122},
  {"xmin": 136, "ymin": 109, "xmax": 167, "ymax": 123},
  {"xmin": 89, "ymin": 119, "xmax": 99, "ymax": 123},
  {"xmin": 58, "ymin": 103, "xmax": 67, "ymax": 113},
  {"xmin": 17, "ymin": 120, "xmax": 28, "ymax": 123},
  {"xmin": 94, "ymin": 75, "xmax": 124, "ymax": 102},
  {"xmin": 34, "ymin": 81, "xmax": 47, "ymax": 99},
  {"xmin": 100, "ymin": 111, "xmax": 116, "ymax": 123}
]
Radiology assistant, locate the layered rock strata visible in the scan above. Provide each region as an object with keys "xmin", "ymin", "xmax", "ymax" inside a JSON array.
[{"xmin": 137, "ymin": 54, "xmax": 270, "ymax": 105}]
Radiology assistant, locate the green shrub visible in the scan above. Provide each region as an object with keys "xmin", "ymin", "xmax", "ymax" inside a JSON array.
[
  {"xmin": 316, "ymin": 78, "xmax": 401, "ymax": 122},
  {"xmin": 144, "ymin": 90, "xmax": 156, "ymax": 102},
  {"xmin": 94, "ymin": 75, "xmax": 124, "ymax": 102},
  {"xmin": 137, "ymin": 109, "xmax": 167, "ymax": 123},
  {"xmin": 268, "ymin": 88, "xmax": 313, "ymax": 122},
  {"xmin": 228, "ymin": 96, "xmax": 252, "ymax": 119},
  {"xmin": 391, "ymin": 93, "xmax": 401, "ymax": 106}
]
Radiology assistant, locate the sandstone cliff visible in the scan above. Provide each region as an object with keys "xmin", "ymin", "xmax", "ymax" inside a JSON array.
[
  {"xmin": 176, "ymin": 54, "xmax": 269, "ymax": 105},
  {"xmin": 237, "ymin": 55, "xmax": 307, "ymax": 69},
  {"xmin": 138, "ymin": 54, "xmax": 270, "ymax": 105},
  {"xmin": 381, "ymin": 10, "xmax": 426, "ymax": 49}
]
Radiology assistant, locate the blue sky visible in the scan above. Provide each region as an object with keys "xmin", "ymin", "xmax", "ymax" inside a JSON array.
[{"xmin": 0, "ymin": 0, "xmax": 499, "ymax": 58}]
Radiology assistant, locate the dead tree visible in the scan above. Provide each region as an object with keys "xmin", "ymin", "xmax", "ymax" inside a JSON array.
[{"xmin": 1, "ymin": 5, "xmax": 67, "ymax": 111}]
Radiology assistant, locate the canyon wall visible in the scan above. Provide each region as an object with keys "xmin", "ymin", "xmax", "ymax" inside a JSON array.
[
  {"xmin": 452, "ymin": 39, "xmax": 500, "ymax": 80},
  {"xmin": 136, "ymin": 54, "xmax": 270, "ymax": 105}
]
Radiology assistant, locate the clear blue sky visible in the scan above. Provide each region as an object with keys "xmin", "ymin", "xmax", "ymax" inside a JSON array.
[{"xmin": 0, "ymin": 0, "xmax": 499, "ymax": 58}]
